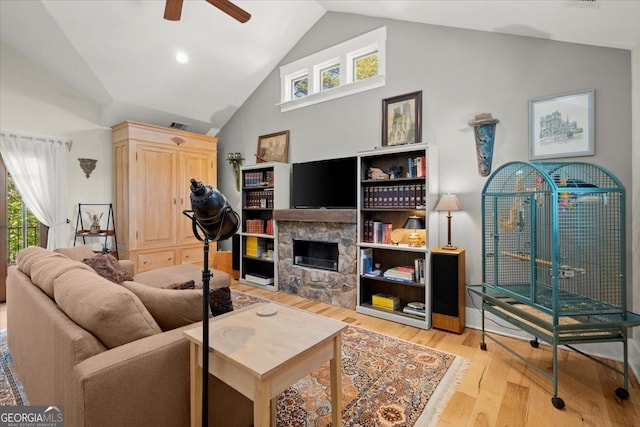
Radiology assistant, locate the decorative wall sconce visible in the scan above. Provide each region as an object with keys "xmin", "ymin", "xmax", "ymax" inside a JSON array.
[
  {"xmin": 227, "ymin": 152, "xmax": 244, "ymax": 191},
  {"xmin": 78, "ymin": 158, "xmax": 97, "ymax": 178},
  {"xmin": 469, "ymin": 113, "xmax": 499, "ymax": 177}
]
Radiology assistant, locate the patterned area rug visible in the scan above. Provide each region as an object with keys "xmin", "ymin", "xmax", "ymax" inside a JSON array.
[
  {"xmin": 0, "ymin": 290, "xmax": 466, "ymax": 426},
  {"xmin": 0, "ymin": 330, "xmax": 28, "ymax": 406}
]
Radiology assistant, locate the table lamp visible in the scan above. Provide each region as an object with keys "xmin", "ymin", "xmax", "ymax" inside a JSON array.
[
  {"xmin": 434, "ymin": 193, "xmax": 463, "ymax": 250},
  {"xmin": 402, "ymin": 215, "xmax": 425, "ymax": 247}
]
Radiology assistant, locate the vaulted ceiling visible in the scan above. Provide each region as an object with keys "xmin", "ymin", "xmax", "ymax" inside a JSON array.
[{"xmin": 1, "ymin": 0, "xmax": 639, "ymax": 135}]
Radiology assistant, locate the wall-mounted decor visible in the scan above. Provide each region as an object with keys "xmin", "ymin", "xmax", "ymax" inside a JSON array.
[
  {"xmin": 529, "ymin": 89, "xmax": 594, "ymax": 160},
  {"xmin": 256, "ymin": 130, "xmax": 289, "ymax": 163},
  {"xmin": 227, "ymin": 152, "xmax": 244, "ymax": 191},
  {"xmin": 469, "ymin": 113, "xmax": 500, "ymax": 177},
  {"xmin": 78, "ymin": 158, "xmax": 97, "ymax": 178},
  {"xmin": 382, "ymin": 90, "xmax": 422, "ymax": 146}
]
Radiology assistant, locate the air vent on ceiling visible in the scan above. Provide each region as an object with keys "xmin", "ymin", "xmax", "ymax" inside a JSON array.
[
  {"xmin": 564, "ymin": 0, "xmax": 600, "ymax": 9},
  {"xmin": 169, "ymin": 121, "xmax": 188, "ymax": 131}
]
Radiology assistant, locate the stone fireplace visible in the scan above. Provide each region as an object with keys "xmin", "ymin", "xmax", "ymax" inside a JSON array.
[{"xmin": 274, "ymin": 209, "xmax": 357, "ymax": 309}]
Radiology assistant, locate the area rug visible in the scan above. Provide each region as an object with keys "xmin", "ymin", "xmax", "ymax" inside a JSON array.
[{"xmin": 0, "ymin": 290, "xmax": 467, "ymax": 427}]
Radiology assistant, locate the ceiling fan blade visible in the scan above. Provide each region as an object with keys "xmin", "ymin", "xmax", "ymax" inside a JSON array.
[
  {"xmin": 164, "ymin": 0, "xmax": 184, "ymax": 21},
  {"xmin": 206, "ymin": 0, "xmax": 251, "ymax": 23}
]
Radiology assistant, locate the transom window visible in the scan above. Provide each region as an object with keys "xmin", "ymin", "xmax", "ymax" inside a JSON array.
[{"xmin": 280, "ymin": 27, "xmax": 386, "ymax": 112}]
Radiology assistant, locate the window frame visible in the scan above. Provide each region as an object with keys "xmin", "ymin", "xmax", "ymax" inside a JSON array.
[{"xmin": 279, "ymin": 26, "xmax": 386, "ymax": 112}]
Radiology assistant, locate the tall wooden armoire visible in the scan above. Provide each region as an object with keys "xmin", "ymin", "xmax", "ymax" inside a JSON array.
[{"xmin": 112, "ymin": 121, "xmax": 218, "ymax": 273}]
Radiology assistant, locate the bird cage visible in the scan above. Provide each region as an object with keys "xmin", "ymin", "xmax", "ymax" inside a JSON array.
[{"xmin": 469, "ymin": 160, "xmax": 640, "ymax": 409}]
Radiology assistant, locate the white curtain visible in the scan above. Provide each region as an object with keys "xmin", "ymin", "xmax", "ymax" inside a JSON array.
[{"xmin": 0, "ymin": 130, "xmax": 69, "ymax": 250}]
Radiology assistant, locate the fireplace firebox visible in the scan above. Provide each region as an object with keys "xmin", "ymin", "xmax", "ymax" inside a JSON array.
[{"xmin": 293, "ymin": 239, "xmax": 338, "ymax": 272}]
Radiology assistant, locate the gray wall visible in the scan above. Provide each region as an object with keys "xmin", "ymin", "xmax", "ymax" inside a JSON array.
[{"xmin": 216, "ymin": 12, "xmax": 633, "ymax": 300}]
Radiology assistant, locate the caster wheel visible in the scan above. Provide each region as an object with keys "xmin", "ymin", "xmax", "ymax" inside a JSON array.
[
  {"xmin": 480, "ymin": 342, "xmax": 487, "ymax": 351},
  {"xmin": 530, "ymin": 339, "xmax": 539, "ymax": 348},
  {"xmin": 615, "ymin": 388, "xmax": 629, "ymax": 400},
  {"xmin": 551, "ymin": 396, "xmax": 565, "ymax": 410}
]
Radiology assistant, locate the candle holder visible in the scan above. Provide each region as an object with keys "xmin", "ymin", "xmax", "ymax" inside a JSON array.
[{"xmin": 227, "ymin": 152, "xmax": 244, "ymax": 191}]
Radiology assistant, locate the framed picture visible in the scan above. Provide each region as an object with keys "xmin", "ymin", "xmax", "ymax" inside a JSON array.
[
  {"xmin": 529, "ymin": 90, "xmax": 594, "ymax": 160},
  {"xmin": 256, "ymin": 130, "xmax": 289, "ymax": 163},
  {"xmin": 382, "ymin": 91, "xmax": 422, "ymax": 146}
]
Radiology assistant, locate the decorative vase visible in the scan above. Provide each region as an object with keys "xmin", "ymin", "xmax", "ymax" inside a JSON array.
[{"xmin": 469, "ymin": 113, "xmax": 499, "ymax": 177}]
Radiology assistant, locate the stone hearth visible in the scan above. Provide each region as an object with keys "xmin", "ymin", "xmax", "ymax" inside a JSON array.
[{"xmin": 275, "ymin": 209, "xmax": 357, "ymax": 309}]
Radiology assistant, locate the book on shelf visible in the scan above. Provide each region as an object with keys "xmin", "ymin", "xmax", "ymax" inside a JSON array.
[
  {"xmin": 402, "ymin": 306, "xmax": 426, "ymax": 317},
  {"xmin": 372, "ymin": 294, "xmax": 400, "ymax": 311},
  {"xmin": 359, "ymin": 248, "xmax": 373, "ymax": 275},
  {"xmin": 383, "ymin": 266, "xmax": 415, "ymax": 282},
  {"xmin": 245, "ymin": 273, "xmax": 274, "ymax": 285}
]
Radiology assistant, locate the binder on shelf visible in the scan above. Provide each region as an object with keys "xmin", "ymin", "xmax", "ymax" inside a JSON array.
[
  {"xmin": 245, "ymin": 273, "xmax": 274, "ymax": 285},
  {"xmin": 372, "ymin": 294, "xmax": 400, "ymax": 311}
]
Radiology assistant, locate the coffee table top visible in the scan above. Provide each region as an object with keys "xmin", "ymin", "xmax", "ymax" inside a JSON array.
[{"xmin": 183, "ymin": 302, "xmax": 348, "ymax": 378}]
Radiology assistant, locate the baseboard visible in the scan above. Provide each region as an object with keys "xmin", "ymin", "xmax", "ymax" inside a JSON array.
[{"xmin": 465, "ymin": 306, "xmax": 640, "ymax": 382}]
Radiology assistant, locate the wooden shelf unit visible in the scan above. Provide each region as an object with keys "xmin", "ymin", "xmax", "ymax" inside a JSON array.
[
  {"xmin": 356, "ymin": 143, "xmax": 438, "ymax": 329},
  {"xmin": 239, "ymin": 162, "xmax": 290, "ymax": 291}
]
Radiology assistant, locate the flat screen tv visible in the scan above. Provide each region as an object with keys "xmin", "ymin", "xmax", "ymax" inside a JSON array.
[{"xmin": 291, "ymin": 156, "xmax": 357, "ymax": 209}]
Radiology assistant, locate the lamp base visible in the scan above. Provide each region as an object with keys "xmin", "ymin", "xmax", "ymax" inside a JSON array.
[
  {"xmin": 441, "ymin": 244, "xmax": 457, "ymax": 250},
  {"xmin": 408, "ymin": 232, "xmax": 423, "ymax": 248}
]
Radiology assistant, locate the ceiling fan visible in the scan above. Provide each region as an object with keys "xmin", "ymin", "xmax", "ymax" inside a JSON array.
[{"xmin": 164, "ymin": 0, "xmax": 251, "ymax": 23}]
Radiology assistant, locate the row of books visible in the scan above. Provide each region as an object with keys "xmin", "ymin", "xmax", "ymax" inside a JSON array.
[
  {"xmin": 383, "ymin": 259, "xmax": 427, "ymax": 284},
  {"xmin": 244, "ymin": 189, "xmax": 274, "ymax": 208},
  {"xmin": 245, "ymin": 236, "xmax": 274, "ymax": 258},
  {"xmin": 362, "ymin": 220, "xmax": 393, "ymax": 244},
  {"xmin": 244, "ymin": 170, "xmax": 274, "ymax": 187},
  {"xmin": 244, "ymin": 219, "xmax": 274, "ymax": 235},
  {"xmin": 362, "ymin": 183, "xmax": 426, "ymax": 209},
  {"xmin": 407, "ymin": 156, "xmax": 427, "ymax": 178}
]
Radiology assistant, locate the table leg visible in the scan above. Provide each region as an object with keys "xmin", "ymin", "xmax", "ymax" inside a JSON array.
[
  {"xmin": 253, "ymin": 380, "xmax": 271, "ymax": 427},
  {"xmin": 190, "ymin": 342, "xmax": 202, "ymax": 427},
  {"xmin": 330, "ymin": 334, "xmax": 343, "ymax": 427}
]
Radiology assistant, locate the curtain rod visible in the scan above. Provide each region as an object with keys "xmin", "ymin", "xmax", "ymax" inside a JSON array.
[{"xmin": 0, "ymin": 130, "xmax": 72, "ymax": 151}]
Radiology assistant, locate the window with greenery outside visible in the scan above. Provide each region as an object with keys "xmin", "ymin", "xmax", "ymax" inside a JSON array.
[{"xmin": 6, "ymin": 174, "xmax": 40, "ymax": 264}]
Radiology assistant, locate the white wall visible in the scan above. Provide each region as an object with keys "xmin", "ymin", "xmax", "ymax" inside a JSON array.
[
  {"xmin": 0, "ymin": 42, "xmax": 113, "ymax": 248},
  {"xmin": 631, "ymin": 38, "xmax": 640, "ymax": 377}
]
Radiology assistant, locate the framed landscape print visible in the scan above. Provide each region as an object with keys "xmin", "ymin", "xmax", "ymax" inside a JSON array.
[
  {"xmin": 256, "ymin": 130, "xmax": 289, "ymax": 163},
  {"xmin": 529, "ymin": 90, "xmax": 594, "ymax": 160},
  {"xmin": 382, "ymin": 91, "xmax": 422, "ymax": 146}
]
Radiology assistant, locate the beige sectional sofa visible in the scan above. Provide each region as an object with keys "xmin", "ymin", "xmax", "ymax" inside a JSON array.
[{"xmin": 6, "ymin": 245, "xmax": 252, "ymax": 427}]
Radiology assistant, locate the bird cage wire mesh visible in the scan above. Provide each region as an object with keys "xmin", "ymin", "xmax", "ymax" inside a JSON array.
[{"xmin": 482, "ymin": 161, "xmax": 626, "ymax": 321}]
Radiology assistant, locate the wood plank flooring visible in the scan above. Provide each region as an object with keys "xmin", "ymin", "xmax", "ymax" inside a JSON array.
[
  {"xmin": 1, "ymin": 283, "xmax": 637, "ymax": 426},
  {"xmin": 231, "ymin": 281, "xmax": 640, "ymax": 427}
]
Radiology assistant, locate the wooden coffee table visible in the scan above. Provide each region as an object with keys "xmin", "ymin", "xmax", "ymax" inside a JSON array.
[{"xmin": 183, "ymin": 302, "xmax": 348, "ymax": 427}]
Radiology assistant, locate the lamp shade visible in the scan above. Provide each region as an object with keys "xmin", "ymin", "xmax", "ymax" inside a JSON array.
[
  {"xmin": 435, "ymin": 193, "xmax": 463, "ymax": 212},
  {"xmin": 189, "ymin": 179, "xmax": 239, "ymax": 241},
  {"xmin": 402, "ymin": 215, "xmax": 425, "ymax": 230}
]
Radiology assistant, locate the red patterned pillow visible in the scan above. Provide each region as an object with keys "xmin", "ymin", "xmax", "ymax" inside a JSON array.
[{"xmin": 83, "ymin": 254, "xmax": 133, "ymax": 284}]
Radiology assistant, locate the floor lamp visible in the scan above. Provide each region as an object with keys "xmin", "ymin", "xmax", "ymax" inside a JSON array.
[
  {"xmin": 434, "ymin": 193, "xmax": 463, "ymax": 250},
  {"xmin": 183, "ymin": 178, "xmax": 239, "ymax": 427}
]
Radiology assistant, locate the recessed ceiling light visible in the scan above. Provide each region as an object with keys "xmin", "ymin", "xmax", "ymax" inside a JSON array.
[{"xmin": 176, "ymin": 52, "xmax": 189, "ymax": 64}]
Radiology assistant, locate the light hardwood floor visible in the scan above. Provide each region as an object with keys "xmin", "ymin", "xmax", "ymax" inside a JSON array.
[
  {"xmin": 232, "ymin": 281, "xmax": 639, "ymax": 427},
  {"xmin": 1, "ymin": 283, "xmax": 638, "ymax": 426}
]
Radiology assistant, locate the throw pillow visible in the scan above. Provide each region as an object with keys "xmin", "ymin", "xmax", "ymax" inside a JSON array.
[
  {"xmin": 83, "ymin": 254, "xmax": 133, "ymax": 284},
  {"xmin": 209, "ymin": 286, "xmax": 233, "ymax": 316},
  {"xmin": 161, "ymin": 280, "xmax": 196, "ymax": 290},
  {"xmin": 121, "ymin": 281, "xmax": 205, "ymax": 331}
]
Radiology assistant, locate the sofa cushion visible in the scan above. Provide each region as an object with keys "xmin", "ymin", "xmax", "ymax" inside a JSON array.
[
  {"xmin": 16, "ymin": 246, "xmax": 94, "ymax": 298},
  {"xmin": 83, "ymin": 254, "xmax": 134, "ymax": 284},
  {"xmin": 54, "ymin": 245, "xmax": 96, "ymax": 262},
  {"xmin": 54, "ymin": 269, "xmax": 161, "ymax": 348},
  {"xmin": 120, "ymin": 281, "xmax": 205, "ymax": 331},
  {"xmin": 134, "ymin": 263, "xmax": 230, "ymax": 290}
]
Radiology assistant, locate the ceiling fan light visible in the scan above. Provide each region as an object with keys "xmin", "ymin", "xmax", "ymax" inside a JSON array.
[{"xmin": 176, "ymin": 52, "xmax": 189, "ymax": 64}]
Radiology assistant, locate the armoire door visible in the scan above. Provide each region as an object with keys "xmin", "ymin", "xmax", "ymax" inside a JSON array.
[
  {"xmin": 135, "ymin": 144, "xmax": 178, "ymax": 248},
  {"xmin": 178, "ymin": 150, "xmax": 217, "ymax": 245}
]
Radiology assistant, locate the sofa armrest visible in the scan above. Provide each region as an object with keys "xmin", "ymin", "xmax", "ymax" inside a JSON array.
[
  {"xmin": 117, "ymin": 259, "xmax": 134, "ymax": 277},
  {"xmin": 73, "ymin": 324, "xmax": 252, "ymax": 427}
]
